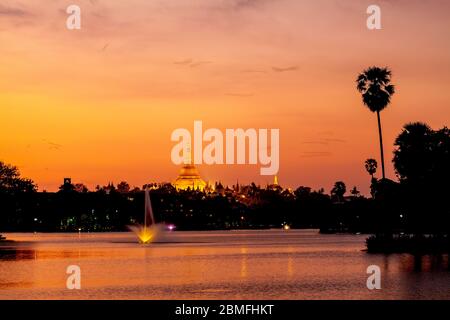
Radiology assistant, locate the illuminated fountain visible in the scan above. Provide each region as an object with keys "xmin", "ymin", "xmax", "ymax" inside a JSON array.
[{"xmin": 128, "ymin": 189, "xmax": 161, "ymax": 244}]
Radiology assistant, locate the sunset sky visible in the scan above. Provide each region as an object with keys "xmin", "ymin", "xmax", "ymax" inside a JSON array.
[{"xmin": 1, "ymin": 0, "xmax": 450, "ymax": 194}]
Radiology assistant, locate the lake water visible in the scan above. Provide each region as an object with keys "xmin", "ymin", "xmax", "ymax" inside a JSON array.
[{"xmin": 0, "ymin": 230, "xmax": 448, "ymax": 300}]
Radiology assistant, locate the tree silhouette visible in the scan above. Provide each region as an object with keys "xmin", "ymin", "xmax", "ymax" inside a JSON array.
[
  {"xmin": 295, "ymin": 186, "xmax": 312, "ymax": 199},
  {"xmin": 357, "ymin": 67, "xmax": 395, "ymax": 179},
  {"xmin": 364, "ymin": 158, "xmax": 378, "ymax": 179},
  {"xmin": 393, "ymin": 122, "xmax": 435, "ymax": 183},
  {"xmin": 0, "ymin": 161, "xmax": 36, "ymax": 193},
  {"xmin": 74, "ymin": 183, "xmax": 89, "ymax": 193},
  {"xmin": 393, "ymin": 122, "xmax": 450, "ymax": 234},
  {"xmin": 350, "ymin": 186, "xmax": 360, "ymax": 198},
  {"xmin": 117, "ymin": 181, "xmax": 130, "ymax": 193},
  {"xmin": 331, "ymin": 181, "xmax": 346, "ymax": 202}
]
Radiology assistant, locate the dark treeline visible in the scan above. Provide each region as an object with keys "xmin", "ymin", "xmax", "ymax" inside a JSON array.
[
  {"xmin": 0, "ymin": 177, "xmax": 359, "ymax": 232},
  {"xmin": 0, "ymin": 122, "xmax": 449, "ymax": 240}
]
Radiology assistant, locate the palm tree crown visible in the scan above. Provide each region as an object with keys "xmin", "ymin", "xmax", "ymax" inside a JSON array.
[
  {"xmin": 365, "ymin": 158, "xmax": 378, "ymax": 178},
  {"xmin": 357, "ymin": 67, "xmax": 395, "ymax": 113}
]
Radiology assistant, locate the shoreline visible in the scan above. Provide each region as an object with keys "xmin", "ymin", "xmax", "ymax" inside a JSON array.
[{"xmin": 3, "ymin": 231, "xmax": 449, "ymax": 255}]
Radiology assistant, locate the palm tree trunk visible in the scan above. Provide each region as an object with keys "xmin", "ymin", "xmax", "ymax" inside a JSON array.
[{"xmin": 376, "ymin": 111, "xmax": 386, "ymax": 179}]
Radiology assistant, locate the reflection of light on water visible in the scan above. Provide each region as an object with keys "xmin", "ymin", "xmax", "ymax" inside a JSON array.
[
  {"xmin": 240, "ymin": 248, "xmax": 248, "ymax": 278},
  {"xmin": 287, "ymin": 246, "xmax": 294, "ymax": 277},
  {"xmin": 2, "ymin": 230, "xmax": 450, "ymax": 299},
  {"xmin": 287, "ymin": 256, "xmax": 293, "ymax": 277}
]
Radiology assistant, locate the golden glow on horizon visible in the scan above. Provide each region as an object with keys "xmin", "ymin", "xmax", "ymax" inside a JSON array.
[{"xmin": 1, "ymin": 1, "xmax": 450, "ymax": 195}]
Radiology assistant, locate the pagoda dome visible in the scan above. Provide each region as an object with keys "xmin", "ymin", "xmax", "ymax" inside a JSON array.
[{"xmin": 173, "ymin": 164, "xmax": 206, "ymax": 191}]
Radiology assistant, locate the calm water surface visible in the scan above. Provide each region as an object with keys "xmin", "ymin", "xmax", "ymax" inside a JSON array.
[{"xmin": 0, "ymin": 230, "xmax": 448, "ymax": 300}]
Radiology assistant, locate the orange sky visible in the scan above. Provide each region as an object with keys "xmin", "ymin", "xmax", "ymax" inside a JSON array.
[{"xmin": 1, "ymin": 0, "xmax": 450, "ymax": 194}]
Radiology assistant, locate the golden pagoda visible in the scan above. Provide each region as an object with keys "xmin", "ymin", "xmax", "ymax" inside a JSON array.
[
  {"xmin": 173, "ymin": 164, "xmax": 207, "ymax": 191},
  {"xmin": 267, "ymin": 175, "xmax": 282, "ymax": 191},
  {"xmin": 172, "ymin": 143, "xmax": 206, "ymax": 191}
]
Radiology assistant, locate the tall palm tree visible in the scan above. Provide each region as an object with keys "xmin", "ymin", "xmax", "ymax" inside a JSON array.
[{"xmin": 357, "ymin": 67, "xmax": 395, "ymax": 179}]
